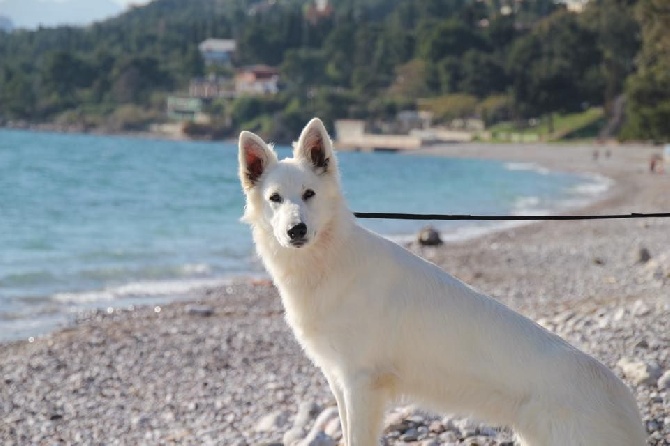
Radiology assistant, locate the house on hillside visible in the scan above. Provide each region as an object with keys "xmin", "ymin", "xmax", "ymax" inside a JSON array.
[
  {"xmin": 234, "ymin": 65, "xmax": 280, "ymax": 95},
  {"xmin": 189, "ymin": 75, "xmax": 235, "ymax": 99},
  {"xmin": 198, "ymin": 39, "xmax": 236, "ymax": 65},
  {"xmin": 166, "ymin": 96, "xmax": 204, "ymax": 122},
  {"xmin": 305, "ymin": 0, "xmax": 333, "ymax": 25},
  {"xmin": 560, "ymin": 0, "xmax": 588, "ymax": 12}
]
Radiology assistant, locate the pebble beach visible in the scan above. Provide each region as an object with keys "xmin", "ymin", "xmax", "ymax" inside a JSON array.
[{"xmin": 1, "ymin": 143, "xmax": 669, "ymax": 445}]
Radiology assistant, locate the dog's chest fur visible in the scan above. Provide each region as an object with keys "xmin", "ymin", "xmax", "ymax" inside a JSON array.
[{"xmin": 254, "ymin": 226, "xmax": 364, "ymax": 371}]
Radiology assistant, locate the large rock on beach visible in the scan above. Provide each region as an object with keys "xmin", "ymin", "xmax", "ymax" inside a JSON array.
[
  {"xmin": 637, "ymin": 246, "xmax": 652, "ymax": 264},
  {"xmin": 417, "ymin": 226, "xmax": 443, "ymax": 246}
]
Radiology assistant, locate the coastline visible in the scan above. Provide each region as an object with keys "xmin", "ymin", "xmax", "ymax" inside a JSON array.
[{"xmin": 1, "ymin": 143, "xmax": 668, "ymax": 445}]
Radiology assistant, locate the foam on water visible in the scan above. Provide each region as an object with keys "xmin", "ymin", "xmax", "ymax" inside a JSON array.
[
  {"xmin": 52, "ymin": 277, "xmax": 232, "ymax": 303},
  {"xmin": 504, "ymin": 162, "xmax": 551, "ymax": 175}
]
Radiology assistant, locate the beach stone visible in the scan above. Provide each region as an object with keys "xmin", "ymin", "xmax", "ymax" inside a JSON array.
[
  {"xmin": 637, "ymin": 247, "xmax": 652, "ymax": 264},
  {"xmin": 463, "ymin": 437, "xmax": 487, "ymax": 446},
  {"xmin": 428, "ymin": 420, "xmax": 445, "ymax": 433},
  {"xmin": 385, "ymin": 411, "xmax": 412, "ymax": 433},
  {"xmin": 658, "ymin": 370, "xmax": 670, "ymax": 389},
  {"xmin": 438, "ymin": 430, "xmax": 459, "ymax": 443},
  {"xmin": 417, "ymin": 226, "xmax": 443, "ymax": 246},
  {"xmin": 283, "ymin": 427, "xmax": 306, "ymax": 446},
  {"xmin": 312, "ymin": 406, "xmax": 339, "ymax": 430},
  {"xmin": 455, "ymin": 418, "xmax": 479, "ymax": 438},
  {"xmin": 254, "ymin": 410, "xmax": 290, "ymax": 432},
  {"xmin": 399, "ymin": 427, "xmax": 420, "ymax": 441},
  {"xmin": 323, "ymin": 417, "xmax": 342, "ymax": 439},
  {"xmin": 298, "ymin": 431, "xmax": 336, "ymax": 446},
  {"xmin": 478, "ymin": 425, "xmax": 498, "ymax": 437},
  {"xmin": 185, "ymin": 305, "xmax": 214, "ymax": 317},
  {"xmin": 296, "ymin": 408, "xmax": 339, "ymax": 446},
  {"xmin": 617, "ymin": 358, "xmax": 663, "ymax": 386},
  {"xmin": 612, "ymin": 307, "xmax": 628, "ymax": 322},
  {"xmin": 293, "ymin": 400, "xmax": 321, "ymax": 429},
  {"xmin": 632, "ymin": 300, "xmax": 652, "ymax": 317}
]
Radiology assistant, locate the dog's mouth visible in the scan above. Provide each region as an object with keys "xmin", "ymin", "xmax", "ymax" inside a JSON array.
[{"xmin": 289, "ymin": 239, "xmax": 308, "ymax": 248}]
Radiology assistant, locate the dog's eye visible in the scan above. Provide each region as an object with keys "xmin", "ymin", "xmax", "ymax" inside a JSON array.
[
  {"xmin": 302, "ymin": 189, "xmax": 315, "ymax": 201},
  {"xmin": 269, "ymin": 193, "xmax": 283, "ymax": 203}
]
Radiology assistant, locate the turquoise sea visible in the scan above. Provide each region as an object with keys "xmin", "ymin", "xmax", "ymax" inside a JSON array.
[{"xmin": 0, "ymin": 129, "xmax": 610, "ymax": 340}]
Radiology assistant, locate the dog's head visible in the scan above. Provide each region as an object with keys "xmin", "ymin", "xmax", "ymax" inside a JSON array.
[{"xmin": 238, "ymin": 118, "xmax": 343, "ymax": 249}]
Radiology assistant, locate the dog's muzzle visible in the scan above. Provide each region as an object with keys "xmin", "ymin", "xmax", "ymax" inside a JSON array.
[{"xmin": 287, "ymin": 223, "xmax": 308, "ymax": 247}]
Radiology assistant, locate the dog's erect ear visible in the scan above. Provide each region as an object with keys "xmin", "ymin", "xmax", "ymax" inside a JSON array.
[
  {"xmin": 238, "ymin": 131, "xmax": 277, "ymax": 190},
  {"xmin": 294, "ymin": 118, "xmax": 334, "ymax": 175}
]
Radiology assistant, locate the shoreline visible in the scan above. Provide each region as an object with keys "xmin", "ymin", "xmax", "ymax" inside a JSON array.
[
  {"xmin": 0, "ymin": 144, "xmax": 614, "ymax": 344},
  {"xmin": 1, "ymin": 142, "xmax": 668, "ymax": 445}
]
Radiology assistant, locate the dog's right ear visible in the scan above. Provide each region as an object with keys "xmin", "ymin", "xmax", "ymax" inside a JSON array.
[{"xmin": 238, "ymin": 131, "xmax": 277, "ymax": 190}]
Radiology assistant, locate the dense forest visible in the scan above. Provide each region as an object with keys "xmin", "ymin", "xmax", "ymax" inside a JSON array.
[{"xmin": 0, "ymin": 0, "xmax": 668, "ymax": 142}]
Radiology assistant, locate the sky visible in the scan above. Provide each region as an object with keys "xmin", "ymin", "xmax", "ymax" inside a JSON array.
[{"xmin": 0, "ymin": 0, "xmax": 152, "ymax": 29}]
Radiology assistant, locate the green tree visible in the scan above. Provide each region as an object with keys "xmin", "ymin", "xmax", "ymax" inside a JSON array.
[
  {"xmin": 418, "ymin": 18, "xmax": 488, "ymax": 61},
  {"xmin": 42, "ymin": 51, "xmax": 94, "ymax": 95},
  {"xmin": 420, "ymin": 94, "xmax": 478, "ymax": 123},
  {"xmin": 621, "ymin": 0, "xmax": 670, "ymax": 141},
  {"xmin": 581, "ymin": 0, "xmax": 639, "ymax": 112},
  {"xmin": 0, "ymin": 67, "xmax": 37, "ymax": 119},
  {"xmin": 322, "ymin": 23, "xmax": 357, "ymax": 86},
  {"xmin": 458, "ymin": 50, "xmax": 507, "ymax": 98},
  {"xmin": 507, "ymin": 10, "xmax": 602, "ymax": 128},
  {"xmin": 182, "ymin": 46, "xmax": 205, "ymax": 78},
  {"xmin": 280, "ymin": 49, "xmax": 326, "ymax": 88},
  {"xmin": 388, "ymin": 59, "xmax": 431, "ymax": 98},
  {"xmin": 111, "ymin": 56, "xmax": 172, "ymax": 103}
]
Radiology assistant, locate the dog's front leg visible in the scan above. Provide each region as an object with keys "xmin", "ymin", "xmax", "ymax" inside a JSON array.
[
  {"xmin": 342, "ymin": 373, "xmax": 386, "ymax": 446},
  {"xmin": 324, "ymin": 374, "xmax": 349, "ymax": 443}
]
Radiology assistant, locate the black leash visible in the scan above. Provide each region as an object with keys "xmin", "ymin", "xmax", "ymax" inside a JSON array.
[{"xmin": 353, "ymin": 212, "xmax": 670, "ymax": 221}]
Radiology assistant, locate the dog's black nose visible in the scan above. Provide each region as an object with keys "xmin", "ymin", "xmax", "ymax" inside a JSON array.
[{"xmin": 287, "ymin": 223, "xmax": 307, "ymax": 240}]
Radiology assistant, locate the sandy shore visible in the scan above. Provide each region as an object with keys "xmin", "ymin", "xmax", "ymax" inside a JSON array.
[{"xmin": 1, "ymin": 143, "xmax": 668, "ymax": 445}]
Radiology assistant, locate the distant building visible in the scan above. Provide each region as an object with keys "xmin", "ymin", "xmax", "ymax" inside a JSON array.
[
  {"xmin": 560, "ymin": 0, "xmax": 589, "ymax": 12},
  {"xmin": 234, "ymin": 65, "xmax": 280, "ymax": 96},
  {"xmin": 198, "ymin": 39, "xmax": 236, "ymax": 65},
  {"xmin": 0, "ymin": 16, "xmax": 13, "ymax": 32},
  {"xmin": 396, "ymin": 110, "xmax": 433, "ymax": 133},
  {"xmin": 304, "ymin": 0, "xmax": 333, "ymax": 25},
  {"xmin": 189, "ymin": 75, "xmax": 235, "ymax": 99},
  {"xmin": 167, "ymin": 96, "xmax": 203, "ymax": 121}
]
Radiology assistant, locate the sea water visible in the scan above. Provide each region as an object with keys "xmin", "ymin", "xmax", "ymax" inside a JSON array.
[{"xmin": 0, "ymin": 129, "xmax": 610, "ymax": 340}]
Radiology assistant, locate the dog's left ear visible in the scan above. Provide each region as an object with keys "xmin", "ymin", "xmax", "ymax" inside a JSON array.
[{"xmin": 294, "ymin": 118, "xmax": 334, "ymax": 175}]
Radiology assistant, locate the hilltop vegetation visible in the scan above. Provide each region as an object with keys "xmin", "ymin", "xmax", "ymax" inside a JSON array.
[{"xmin": 0, "ymin": 0, "xmax": 667, "ymax": 142}]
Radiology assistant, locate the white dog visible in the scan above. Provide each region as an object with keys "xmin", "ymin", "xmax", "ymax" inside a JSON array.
[{"xmin": 238, "ymin": 118, "xmax": 646, "ymax": 446}]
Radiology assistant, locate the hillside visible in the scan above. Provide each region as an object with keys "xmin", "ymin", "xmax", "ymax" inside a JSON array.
[{"xmin": 0, "ymin": 0, "xmax": 665, "ymax": 142}]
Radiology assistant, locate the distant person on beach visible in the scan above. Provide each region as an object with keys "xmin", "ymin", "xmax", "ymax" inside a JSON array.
[
  {"xmin": 650, "ymin": 154, "xmax": 664, "ymax": 173},
  {"xmin": 593, "ymin": 149, "xmax": 600, "ymax": 161}
]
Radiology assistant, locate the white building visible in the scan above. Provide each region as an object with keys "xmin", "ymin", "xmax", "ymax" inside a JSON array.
[{"xmin": 198, "ymin": 39, "xmax": 236, "ymax": 65}]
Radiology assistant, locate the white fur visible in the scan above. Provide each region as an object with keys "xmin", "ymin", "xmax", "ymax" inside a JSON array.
[{"xmin": 238, "ymin": 118, "xmax": 646, "ymax": 446}]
